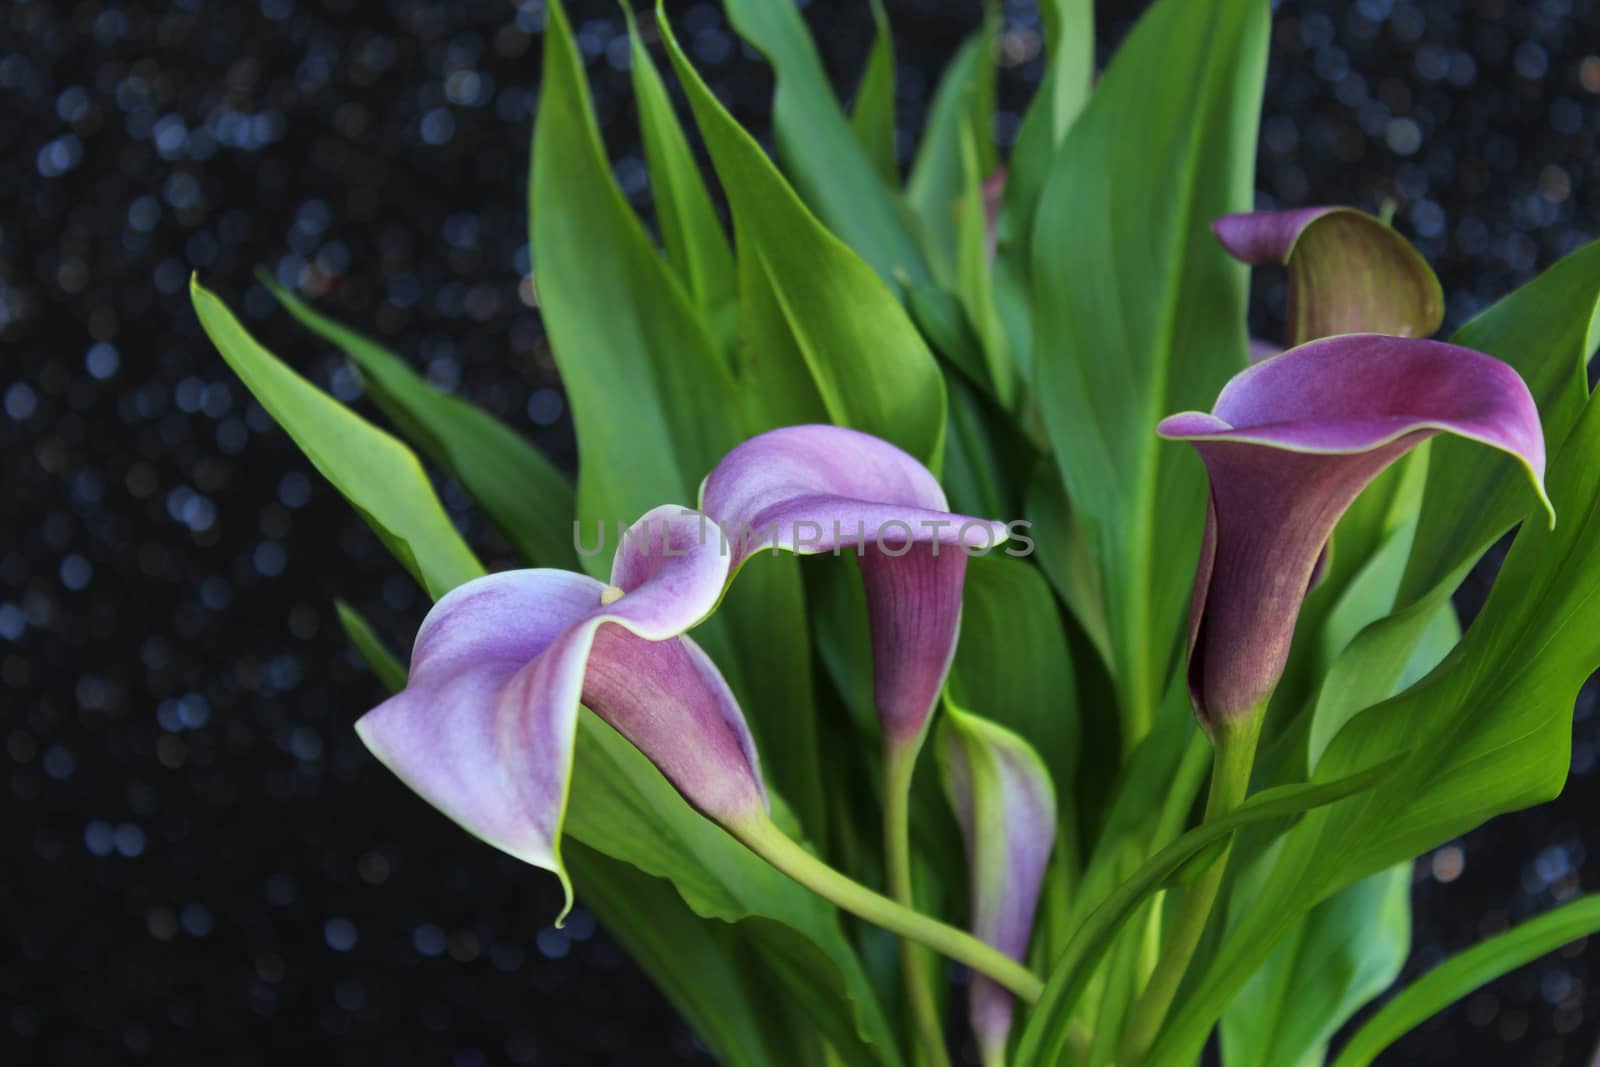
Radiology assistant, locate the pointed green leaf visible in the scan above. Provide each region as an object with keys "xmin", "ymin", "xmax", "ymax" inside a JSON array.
[
  {"xmin": 1031, "ymin": 0, "xmax": 1266, "ymax": 743},
  {"xmin": 191, "ymin": 277, "xmax": 483, "ymax": 599},
  {"xmin": 335, "ymin": 600, "xmax": 409, "ymax": 694},
  {"xmin": 1010, "ymin": 757, "xmax": 1401, "ymax": 1067},
  {"xmin": 718, "ymin": 0, "xmax": 929, "ymax": 283},
  {"xmin": 624, "ymin": 8, "xmax": 738, "ymax": 345},
  {"xmin": 850, "ymin": 0, "xmax": 898, "ymax": 186},
  {"xmin": 1331, "ymin": 895, "xmax": 1600, "ymax": 1067},
  {"xmin": 1221, "ymin": 864, "xmax": 1411, "ymax": 1067},
  {"xmin": 907, "ymin": 20, "xmax": 996, "ymax": 286},
  {"xmin": 1401, "ymin": 237, "xmax": 1600, "ymax": 604},
  {"xmin": 659, "ymin": 7, "xmax": 947, "ymax": 467},
  {"xmin": 264, "ymin": 278, "xmax": 577, "ymax": 569}
]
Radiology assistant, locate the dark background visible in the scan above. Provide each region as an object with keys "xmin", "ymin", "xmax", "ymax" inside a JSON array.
[{"xmin": 3, "ymin": 0, "xmax": 1597, "ymax": 1063}]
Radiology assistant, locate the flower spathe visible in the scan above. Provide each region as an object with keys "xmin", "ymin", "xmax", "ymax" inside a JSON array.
[
  {"xmin": 354, "ymin": 506, "xmax": 765, "ymax": 919},
  {"xmin": 700, "ymin": 424, "xmax": 1011, "ymax": 753},
  {"xmin": 939, "ymin": 706, "xmax": 1056, "ymax": 1065},
  {"xmin": 1160, "ymin": 334, "xmax": 1552, "ymax": 727},
  {"xmin": 1213, "ymin": 206, "xmax": 1445, "ymax": 346}
]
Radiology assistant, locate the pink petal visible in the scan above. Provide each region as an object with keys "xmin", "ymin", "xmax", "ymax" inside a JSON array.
[
  {"xmin": 702, "ymin": 425, "xmax": 1010, "ymax": 747},
  {"xmin": 1159, "ymin": 334, "xmax": 1550, "ymax": 724}
]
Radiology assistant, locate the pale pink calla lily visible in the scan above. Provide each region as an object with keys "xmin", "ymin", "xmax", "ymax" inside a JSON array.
[
  {"xmin": 1160, "ymin": 334, "xmax": 1552, "ymax": 727},
  {"xmin": 355, "ymin": 506, "xmax": 765, "ymax": 919},
  {"xmin": 700, "ymin": 424, "xmax": 1010, "ymax": 753}
]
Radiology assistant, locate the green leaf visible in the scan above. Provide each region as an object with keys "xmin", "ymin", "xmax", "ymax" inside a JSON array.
[
  {"xmin": 264, "ymin": 278, "xmax": 577, "ymax": 569},
  {"xmin": 906, "ymin": 20, "xmax": 995, "ymax": 286},
  {"xmin": 718, "ymin": 0, "xmax": 929, "ymax": 284},
  {"xmin": 334, "ymin": 600, "xmax": 408, "ymax": 694},
  {"xmin": 1330, "ymin": 895, "xmax": 1600, "ymax": 1067},
  {"xmin": 1220, "ymin": 864, "xmax": 1411, "ymax": 1067},
  {"xmin": 947, "ymin": 555, "xmax": 1078, "ymax": 798},
  {"xmin": 568, "ymin": 844, "xmax": 815, "ymax": 1067},
  {"xmin": 531, "ymin": 0, "xmax": 737, "ymax": 545},
  {"xmin": 659, "ymin": 6, "xmax": 947, "ymax": 468},
  {"xmin": 1146, "ymin": 386, "xmax": 1600, "ymax": 1066},
  {"xmin": 536, "ymin": 1, "xmax": 823, "ymax": 841},
  {"xmin": 624, "ymin": 7, "xmax": 738, "ymax": 348},
  {"xmin": 1031, "ymin": 0, "xmax": 1266, "ymax": 742},
  {"xmin": 569, "ymin": 713, "xmax": 904, "ymax": 1067},
  {"xmin": 993, "ymin": 0, "xmax": 1092, "ymax": 382},
  {"xmin": 1025, "ymin": 460, "xmax": 1114, "ymax": 675},
  {"xmin": 1400, "ymin": 237, "xmax": 1600, "ymax": 605},
  {"xmin": 849, "ymin": 0, "xmax": 898, "ymax": 187},
  {"xmin": 999, "ymin": 0, "xmax": 1092, "ymax": 258},
  {"xmin": 191, "ymin": 277, "xmax": 484, "ymax": 599},
  {"xmin": 1010, "ymin": 757, "xmax": 1400, "ymax": 1067}
]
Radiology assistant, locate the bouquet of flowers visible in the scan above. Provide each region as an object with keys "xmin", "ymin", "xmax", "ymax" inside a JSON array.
[{"xmin": 192, "ymin": 1, "xmax": 1600, "ymax": 1063}]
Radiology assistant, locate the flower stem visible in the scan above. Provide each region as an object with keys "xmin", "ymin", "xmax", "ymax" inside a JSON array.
[
  {"xmin": 884, "ymin": 743, "xmax": 952, "ymax": 1067},
  {"xmin": 733, "ymin": 816, "xmax": 1045, "ymax": 1004},
  {"xmin": 1116, "ymin": 712, "xmax": 1263, "ymax": 1066}
]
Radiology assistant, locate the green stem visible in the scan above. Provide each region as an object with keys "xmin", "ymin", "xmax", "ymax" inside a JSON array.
[
  {"xmin": 733, "ymin": 816, "xmax": 1045, "ymax": 1003},
  {"xmin": 884, "ymin": 744, "xmax": 953, "ymax": 1067},
  {"xmin": 1117, "ymin": 712, "xmax": 1263, "ymax": 1066}
]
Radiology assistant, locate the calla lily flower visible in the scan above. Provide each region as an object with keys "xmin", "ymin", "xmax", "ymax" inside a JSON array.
[
  {"xmin": 939, "ymin": 706, "xmax": 1056, "ymax": 1067},
  {"xmin": 1214, "ymin": 206, "xmax": 1444, "ymax": 348},
  {"xmin": 1159, "ymin": 334, "xmax": 1552, "ymax": 728},
  {"xmin": 700, "ymin": 424, "xmax": 1010, "ymax": 756},
  {"xmin": 355, "ymin": 505, "xmax": 764, "ymax": 918}
]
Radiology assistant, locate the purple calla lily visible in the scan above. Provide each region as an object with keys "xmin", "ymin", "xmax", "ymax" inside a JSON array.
[
  {"xmin": 1160, "ymin": 334, "xmax": 1552, "ymax": 727},
  {"xmin": 1214, "ymin": 206, "xmax": 1444, "ymax": 347},
  {"xmin": 939, "ymin": 706, "xmax": 1056, "ymax": 1067},
  {"xmin": 355, "ymin": 506, "xmax": 764, "ymax": 919},
  {"xmin": 701, "ymin": 424, "xmax": 1010, "ymax": 754}
]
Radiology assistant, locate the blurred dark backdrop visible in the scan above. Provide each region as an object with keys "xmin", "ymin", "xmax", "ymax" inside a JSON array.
[{"xmin": 2, "ymin": 0, "xmax": 1597, "ymax": 1063}]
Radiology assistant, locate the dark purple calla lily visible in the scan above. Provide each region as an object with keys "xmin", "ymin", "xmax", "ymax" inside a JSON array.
[
  {"xmin": 1160, "ymin": 334, "xmax": 1552, "ymax": 727},
  {"xmin": 1214, "ymin": 206, "xmax": 1444, "ymax": 347},
  {"xmin": 701, "ymin": 424, "xmax": 1010, "ymax": 754},
  {"xmin": 939, "ymin": 706, "xmax": 1055, "ymax": 1066},
  {"xmin": 355, "ymin": 506, "xmax": 764, "ymax": 919}
]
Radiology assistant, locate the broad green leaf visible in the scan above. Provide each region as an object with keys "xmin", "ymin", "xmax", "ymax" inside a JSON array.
[
  {"xmin": 567, "ymin": 844, "xmax": 808, "ymax": 1067},
  {"xmin": 1220, "ymin": 864, "xmax": 1410, "ymax": 1067},
  {"xmin": 265, "ymin": 279, "xmax": 577, "ymax": 569},
  {"xmin": 1031, "ymin": 0, "xmax": 1266, "ymax": 743},
  {"xmin": 335, "ymin": 600, "xmax": 409, "ymax": 693},
  {"xmin": 1330, "ymin": 894, "xmax": 1600, "ymax": 1067},
  {"xmin": 570, "ymin": 714, "xmax": 903, "ymax": 1067},
  {"xmin": 1147, "ymin": 386, "xmax": 1600, "ymax": 1066},
  {"xmin": 1025, "ymin": 461, "xmax": 1114, "ymax": 674},
  {"xmin": 191, "ymin": 277, "xmax": 483, "ymax": 599},
  {"xmin": 849, "ymin": 0, "xmax": 898, "ymax": 186},
  {"xmin": 906, "ymin": 21, "xmax": 995, "ymax": 286},
  {"xmin": 659, "ymin": 8, "xmax": 947, "ymax": 468},
  {"xmin": 1010, "ymin": 757, "xmax": 1400, "ymax": 1067},
  {"xmin": 947, "ymin": 555, "xmax": 1078, "ymax": 798},
  {"xmin": 536, "ymin": 1, "xmax": 823, "ymax": 842},
  {"xmin": 718, "ymin": 0, "xmax": 929, "ymax": 284},
  {"xmin": 1401, "ymin": 237, "xmax": 1600, "ymax": 604},
  {"xmin": 905, "ymin": 283, "xmax": 995, "ymax": 400},
  {"xmin": 624, "ymin": 8, "xmax": 738, "ymax": 349}
]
